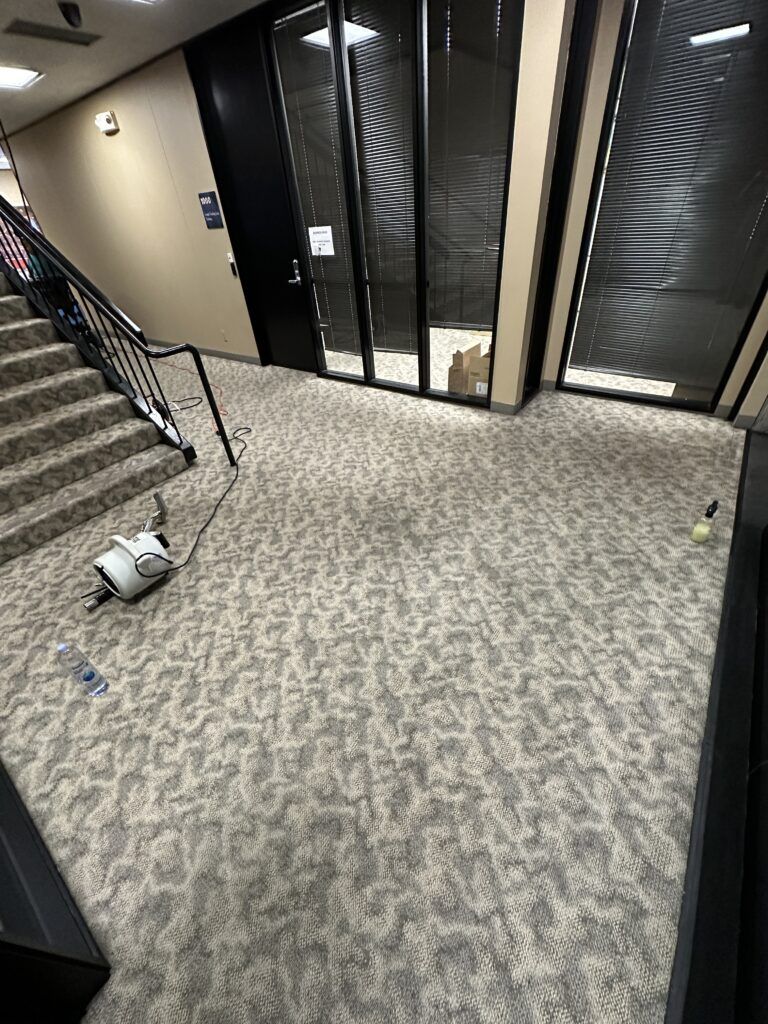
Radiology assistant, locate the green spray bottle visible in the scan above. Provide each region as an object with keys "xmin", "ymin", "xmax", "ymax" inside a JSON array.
[{"xmin": 691, "ymin": 500, "xmax": 719, "ymax": 543}]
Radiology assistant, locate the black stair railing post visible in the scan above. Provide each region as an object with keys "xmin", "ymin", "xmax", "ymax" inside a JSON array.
[{"xmin": 187, "ymin": 347, "xmax": 236, "ymax": 467}]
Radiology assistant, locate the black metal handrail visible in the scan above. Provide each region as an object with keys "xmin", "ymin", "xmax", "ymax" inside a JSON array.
[{"xmin": 0, "ymin": 195, "xmax": 235, "ymax": 466}]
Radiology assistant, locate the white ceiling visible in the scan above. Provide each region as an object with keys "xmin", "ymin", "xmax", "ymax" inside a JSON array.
[{"xmin": 0, "ymin": 0, "xmax": 264, "ymax": 134}]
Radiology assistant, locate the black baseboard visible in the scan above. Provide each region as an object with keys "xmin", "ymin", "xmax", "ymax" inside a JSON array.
[
  {"xmin": 0, "ymin": 762, "xmax": 110, "ymax": 1022},
  {"xmin": 666, "ymin": 432, "xmax": 768, "ymax": 1022}
]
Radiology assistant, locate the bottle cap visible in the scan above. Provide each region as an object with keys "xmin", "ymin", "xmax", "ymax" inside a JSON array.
[
  {"xmin": 705, "ymin": 500, "xmax": 719, "ymax": 519},
  {"xmin": 56, "ymin": 642, "xmax": 69, "ymax": 653}
]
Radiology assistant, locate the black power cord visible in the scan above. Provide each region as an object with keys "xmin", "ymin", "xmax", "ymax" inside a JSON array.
[
  {"xmin": 134, "ymin": 426, "xmax": 251, "ymax": 580},
  {"xmin": 169, "ymin": 396, "xmax": 204, "ymax": 412}
]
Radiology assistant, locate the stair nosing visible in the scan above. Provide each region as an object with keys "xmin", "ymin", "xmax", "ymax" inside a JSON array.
[
  {"xmin": 0, "ymin": 418, "xmax": 158, "ymax": 480},
  {"xmin": 0, "ymin": 317, "xmax": 53, "ymax": 331},
  {"xmin": 0, "ymin": 444, "xmax": 185, "ymax": 531},
  {"xmin": 0, "ymin": 341, "xmax": 77, "ymax": 369},
  {"xmin": 0, "ymin": 390, "xmax": 128, "ymax": 441},
  {"xmin": 0, "ymin": 420, "xmax": 161, "ymax": 514},
  {"xmin": 0, "ymin": 365, "xmax": 102, "ymax": 398}
]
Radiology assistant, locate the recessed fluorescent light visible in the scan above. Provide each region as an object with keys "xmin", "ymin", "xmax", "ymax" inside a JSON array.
[
  {"xmin": 302, "ymin": 21, "xmax": 378, "ymax": 47},
  {"xmin": 0, "ymin": 65, "xmax": 43, "ymax": 89},
  {"xmin": 690, "ymin": 22, "xmax": 750, "ymax": 47},
  {"xmin": 0, "ymin": 153, "xmax": 10, "ymax": 170}
]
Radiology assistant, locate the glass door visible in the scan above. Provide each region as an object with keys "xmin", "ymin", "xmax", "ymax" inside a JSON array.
[
  {"xmin": 272, "ymin": 1, "xmax": 366, "ymax": 377},
  {"xmin": 269, "ymin": 0, "xmax": 523, "ymax": 404},
  {"xmin": 426, "ymin": 0, "xmax": 521, "ymax": 398},
  {"xmin": 344, "ymin": 0, "xmax": 421, "ymax": 388}
]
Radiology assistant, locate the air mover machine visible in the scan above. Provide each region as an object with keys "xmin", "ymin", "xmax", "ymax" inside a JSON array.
[
  {"xmin": 85, "ymin": 493, "xmax": 171, "ymax": 608},
  {"xmin": 81, "ymin": 425, "xmax": 251, "ymax": 612}
]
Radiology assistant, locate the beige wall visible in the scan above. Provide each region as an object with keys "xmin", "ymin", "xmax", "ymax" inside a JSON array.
[
  {"xmin": 541, "ymin": 0, "xmax": 624, "ymax": 384},
  {"xmin": 717, "ymin": 291, "xmax": 768, "ymax": 416},
  {"xmin": 0, "ymin": 169, "xmax": 23, "ymax": 207},
  {"xmin": 11, "ymin": 50, "xmax": 259, "ymax": 360},
  {"xmin": 490, "ymin": 0, "xmax": 575, "ymax": 410}
]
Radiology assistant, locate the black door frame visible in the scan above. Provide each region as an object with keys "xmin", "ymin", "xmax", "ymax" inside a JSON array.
[
  {"xmin": 185, "ymin": 10, "xmax": 321, "ymax": 374},
  {"xmin": 551, "ymin": 0, "xmax": 768, "ymax": 416},
  {"xmin": 261, "ymin": 0, "xmax": 525, "ymax": 408},
  {"xmin": 264, "ymin": 3, "xmax": 328, "ymax": 377}
]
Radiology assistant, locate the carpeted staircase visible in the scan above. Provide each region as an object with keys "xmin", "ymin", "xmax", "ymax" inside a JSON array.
[{"xmin": 0, "ymin": 274, "xmax": 187, "ymax": 565}]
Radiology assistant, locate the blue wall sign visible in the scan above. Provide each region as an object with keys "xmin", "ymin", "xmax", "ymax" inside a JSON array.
[{"xmin": 198, "ymin": 191, "xmax": 224, "ymax": 229}]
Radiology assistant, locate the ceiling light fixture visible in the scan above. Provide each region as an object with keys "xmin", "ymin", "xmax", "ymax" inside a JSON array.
[
  {"xmin": 302, "ymin": 21, "xmax": 378, "ymax": 47},
  {"xmin": 0, "ymin": 65, "xmax": 43, "ymax": 89},
  {"xmin": 690, "ymin": 22, "xmax": 751, "ymax": 46}
]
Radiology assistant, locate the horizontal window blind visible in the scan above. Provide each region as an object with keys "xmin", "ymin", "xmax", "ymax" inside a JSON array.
[
  {"xmin": 569, "ymin": 0, "xmax": 768, "ymax": 395},
  {"xmin": 346, "ymin": 0, "xmax": 419, "ymax": 355},
  {"xmin": 427, "ymin": 0, "xmax": 518, "ymax": 329}
]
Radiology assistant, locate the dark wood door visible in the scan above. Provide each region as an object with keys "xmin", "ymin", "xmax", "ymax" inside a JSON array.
[{"xmin": 186, "ymin": 11, "xmax": 319, "ymax": 373}]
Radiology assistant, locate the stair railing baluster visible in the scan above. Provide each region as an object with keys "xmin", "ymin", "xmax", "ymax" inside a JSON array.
[
  {"xmin": 144, "ymin": 357, "xmax": 180, "ymax": 440},
  {"xmin": 0, "ymin": 194, "xmax": 245, "ymax": 466},
  {"xmin": 89, "ymin": 304, "xmax": 138, "ymax": 400},
  {"xmin": 112, "ymin": 320, "xmax": 163, "ymax": 420},
  {"xmin": 76, "ymin": 292, "xmax": 121, "ymax": 380}
]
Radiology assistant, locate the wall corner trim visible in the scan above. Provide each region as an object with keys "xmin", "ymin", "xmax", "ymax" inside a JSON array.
[
  {"xmin": 490, "ymin": 399, "xmax": 522, "ymax": 415},
  {"xmin": 541, "ymin": 379, "xmax": 557, "ymax": 391},
  {"xmin": 733, "ymin": 414, "xmax": 754, "ymax": 431},
  {"xmin": 713, "ymin": 403, "xmax": 732, "ymax": 419}
]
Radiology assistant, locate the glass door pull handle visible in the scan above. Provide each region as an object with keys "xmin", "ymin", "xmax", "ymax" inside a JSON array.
[{"xmin": 288, "ymin": 259, "xmax": 302, "ymax": 285}]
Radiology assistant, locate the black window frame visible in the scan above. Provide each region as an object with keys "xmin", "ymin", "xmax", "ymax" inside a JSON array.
[
  {"xmin": 555, "ymin": 0, "xmax": 768, "ymax": 415},
  {"xmin": 262, "ymin": 0, "xmax": 526, "ymax": 408}
]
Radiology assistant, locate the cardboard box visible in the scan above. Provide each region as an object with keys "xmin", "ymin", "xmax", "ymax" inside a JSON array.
[
  {"xmin": 467, "ymin": 351, "xmax": 491, "ymax": 398},
  {"xmin": 447, "ymin": 342, "xmax": 481, "ymax": 394}
]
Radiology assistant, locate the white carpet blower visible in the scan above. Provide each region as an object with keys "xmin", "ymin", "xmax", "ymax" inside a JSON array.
[{"xmin": 83, "ymin": 493, "xmax": 173, "ymax": 609}]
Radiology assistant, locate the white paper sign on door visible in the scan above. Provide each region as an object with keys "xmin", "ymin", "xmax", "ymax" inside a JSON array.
[{"xmin": 308, "ymin": 225, "xmax": 334, "ymax": 256}]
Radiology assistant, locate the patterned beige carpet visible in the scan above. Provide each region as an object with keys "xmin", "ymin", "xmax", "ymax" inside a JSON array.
[
  {"xmin": 563, "ymin": 367, "xmax": 677, "ymax": 397},
  {"xmin": 0, "ymin": 358, "xmax": 744, "ymax": 1023}
]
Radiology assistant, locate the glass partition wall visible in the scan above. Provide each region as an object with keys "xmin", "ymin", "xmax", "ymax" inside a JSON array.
[
  {"xmin": 427, "ymin": 0, "xmax": 521, "ymax": 396},
  {"xmin": 270, "ymin": 0, "xmax": 523, "ymax": 402},
  {"xmin": 560, "ymin": 0, "xmax": 768, "ymax": 410}
]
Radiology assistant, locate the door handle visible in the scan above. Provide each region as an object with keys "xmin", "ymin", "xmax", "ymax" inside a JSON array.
[{"xmin": 288, "ymin": 259, "xmax": 301, "ymax": 286}]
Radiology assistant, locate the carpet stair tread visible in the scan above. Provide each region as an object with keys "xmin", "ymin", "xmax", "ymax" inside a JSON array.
[
  {"xmin": 0, "ymin": 294, "xmax": 34, "ymax": 325},
  {"xmin": 0, "ymin": 392, "xmax": 134, "ymax": 470},
  {"xmin": 0, "ymin": 444, "xmax": 187, "ymax": 564},
  {"xmin": 0, "ymin": 419, "xmax": 160, "ymax": 516},
  {"xmin": 0, "ymin": 366, "xmax": 106, "ymax": 427},
  {"xmin": 0, "ymin": 318, "xmax": 60, "ymax": 355},
  {"xmin": 0, "ymin": 342, "xmax": 82, "ymax": 389}
]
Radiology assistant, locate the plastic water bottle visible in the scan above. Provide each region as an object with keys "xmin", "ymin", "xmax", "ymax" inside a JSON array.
[{"xmin": 56, "ymin": 642, "xmax": 109, "ymax": 697}]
